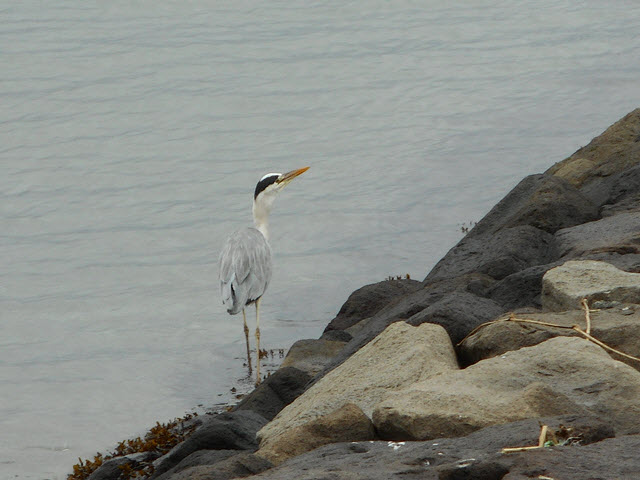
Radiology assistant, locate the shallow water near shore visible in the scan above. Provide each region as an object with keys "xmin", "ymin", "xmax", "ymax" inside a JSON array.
[{"xmin": 2, "ymin": 2, "xmax": 640, "ymax": 478}]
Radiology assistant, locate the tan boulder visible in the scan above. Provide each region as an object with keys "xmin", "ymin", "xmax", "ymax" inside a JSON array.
[
  {"xmin": 257, "ymin": 322, "xmax": 458, "ymax": 445},
  {"xmin": 458, "ymin": 307, "xmax": 640, "ymax": 370},
  {"xmin": 373, "ymin": 336, "xmax": 640, "ymax": 440},
  {"xmin": 257, "ymin": 403, "xmax": 375, "ymax": 466},
  {"xmin": 541, "ymin": 260, "xmax": 640, "ymax": 311}
]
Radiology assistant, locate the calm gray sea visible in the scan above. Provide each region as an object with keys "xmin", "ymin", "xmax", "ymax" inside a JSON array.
[{"xmin": 2, "ymin": 1, "xmax": 639, "ymax": 478}]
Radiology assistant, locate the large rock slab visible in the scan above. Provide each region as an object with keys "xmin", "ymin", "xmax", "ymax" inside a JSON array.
[
  {"xmin": 257, "ymin": 403, "xmax": 375, "ymax": 466},
  {"xmin": 405, "ymin": 291, "xmax": 505, "ymax": 344},
  {"xmin": 541, "ymin": 260, "xmax": 640, "ymax": 311},
  {"xmin": 487, "ymin": 262, "xmax": 560, "ymax": 309},
  {"xmin": 323, "ymin": 279, "xmax": 421, "ymax": 333},
  {"xmin": 458, "ymin": 307, "xmax": 640, "ymax": 370},
  {"xmin": 546, "ymin": 107, "xmax": 640, "ymax": 188},
  {"xmin": 257, "ymin": 322, "xmax": 458, "ymax": 446},
  {"xmin": 425, "ymin": 225, "xmax": 558, "ymax": 283},
  {"xmin": 555, "ymin": 211, "xmax": 640, "ymax": 259},
  {"xmin": 246, "ymin": 415, "xmax": 618, "ymax": 480},
  {"xmin": 372, "ymin": 336, "xmax": 640, "ymax": 441},
  {"xmin": 581, "ymin": 163, "xmax": 640, "ymax": 215}
]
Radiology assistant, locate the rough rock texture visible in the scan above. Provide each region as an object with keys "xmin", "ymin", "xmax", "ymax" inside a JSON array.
[
  {"xmin": 405, "ymin": 291, "xmax": 505, "ymax": 344},
  {"xmin": 257, "ymin": 322, "xmax": 458, "ymax": 445},
  {"xmin": 547, "ymin": 107, "xmax": 640, "ymax": 188},
  {"xmin": 426, "ymin": 225, "xmax": 558, "ymax": 283},
  {"xmin": 320, "ymin": 274, "xmax": 497, "ymax": 378},
  {"xmin": 457, "ymin": 174, "xmax": 598, "ymax": 238},
  {"xmin": 279, "ymin": 339, "xmax": 346, "ymax": 376},
  {"xmin": 80, "ymin": 110, "xmax": 640, "ymax": 480},
  {"xmin": 372, "ymin": 337, "xmax": 640, "ymax": 441},
  {"xmin": 555, "ymin": 211, "xmax": 640, "ymax": 266},
  {"xmin": 232, "ymin": 367, "xmax": 312, "ymax": 421},
  {"xmin": 458, "ymin": 307, "xmax": 640, "ymax": 369},
  {"xmin": 160, "ymin": 453, "xmax": 272, "ymax": 480},
  {"xmin": 151, "ymin": 411, "xmax": 268, "ymax": 478},
  {"xmin": 487, "ymin": 262, "xmax": 560, "ymax": 309},
  {"xmin": 323, "ymin": 279, "xmax": 421, "ymax": 333},
  {"xmin": 245, "ymin": 416, "xmax": 618, "ymax": 480},
  {"xmin": 581, "ymin": 163, "xmax": 640, "ymax": 215},
  {"xmin": 153, "ymin": 450, "xmax": 238, "ymax": 480},
  {"xmin": 541, "ymin": 260, "xmax": 640, "ymax": 311},
  {"xmin": 257, "ymin": 403, "xmax": 376, "ymax": 466}
]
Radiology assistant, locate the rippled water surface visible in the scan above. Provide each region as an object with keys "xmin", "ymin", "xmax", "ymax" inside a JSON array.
[{"xmin": 2, "ymin": 2, "xmax": 640, "ymax": 478}]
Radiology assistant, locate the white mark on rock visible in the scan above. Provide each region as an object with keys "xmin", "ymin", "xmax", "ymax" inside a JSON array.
[{"xmin": 387, "ymin": 441, "xmax": 405, "ymax": 451}]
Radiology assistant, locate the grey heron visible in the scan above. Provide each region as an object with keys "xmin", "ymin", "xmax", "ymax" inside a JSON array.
[{"xmin": 219, "ymin": 166, "xmax": 309, "ymax": 385}]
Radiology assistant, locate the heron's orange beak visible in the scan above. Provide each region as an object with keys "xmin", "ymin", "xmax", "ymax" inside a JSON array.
[{"xmin": 277, "ymin": 166, "xmax": 310, "ymax": 184}]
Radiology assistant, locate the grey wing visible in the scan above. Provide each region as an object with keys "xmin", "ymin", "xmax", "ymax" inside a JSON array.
[{"xmin": 219, "ymin": 228, "xmax": 272, "ymax": 315}]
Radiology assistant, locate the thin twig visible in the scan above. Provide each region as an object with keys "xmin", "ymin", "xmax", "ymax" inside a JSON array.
[
  {"xmin": 501, "ymin": 445, "xmax": 544, "ymax": 453},
  {"xmin": 572, "ymin": 326, "xmax": 640, "ymax": 362},
  {"xmin": 457, "ymin": 310, "xmax": 640, "ymax": 364},
  {"xmin": 581, "ymin": 298, "xmax": 591, "ymax": 335},
  {"xmin": 502, "ymin": 425, "xmax": 548, "ymax": 453},
  {"xmin": 508, "ymin": 317, "xmax": 575, "ymax": 330},
  {"xmin": 537, "ymin": 425, "xmax": 548, "ymax": 447}
]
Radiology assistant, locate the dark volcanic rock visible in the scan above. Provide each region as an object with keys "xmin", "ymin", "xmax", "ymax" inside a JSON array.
[
  {"xmin": 161, "ymin": 452, "xmax": 272, "ymax": 480},
  {"xmin": 320, "ymin": 329, "xmax": 353, "ymax": 342},
  {"xmin": 498, "ymin": 435, "xmax": 640, "ymax": 480},
  {"xmin": 405, "ymin": 291, "xmax": 505, "ymax": 344},
  {"xmin": 232, "ymin": 367, "xmax": 312, "ymax": 421},
  {"xmin": 581, "ymin": 163, "xmax": 640, "ymax": 215},
  {"xmin": 323, "ymin": 279, "xmax": 421, "ymax": 333},
  {"xmin": 425, "ymin": 225, "xmax": 558, "ymax": 283},
  {"xmin": 151, "ymin": 411, "xmax": 267, "ymax": 478},
  {"xmin": 245, "ymin": 415, "xmax": 616, "ymax": 480},
  {"xmin": 555, "ymin": 211, "xmax": 640, "ymax": 265},
  {"xmin": 462, "ymin": 173, "xmax": 598, "ymax": 238},
  {"xmin": 488, "ymin": 262, "xmax": 560, "ymax": 309}
]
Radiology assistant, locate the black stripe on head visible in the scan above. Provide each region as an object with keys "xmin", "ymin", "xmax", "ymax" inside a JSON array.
[{"xmin": 254, "ymin": 174, "xmax": 280, "ymax": 199}]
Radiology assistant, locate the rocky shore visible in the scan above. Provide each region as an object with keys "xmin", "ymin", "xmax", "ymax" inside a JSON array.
[{"xmin": 86, "ymin": 108, "xmax": 640, "ymax": 480}]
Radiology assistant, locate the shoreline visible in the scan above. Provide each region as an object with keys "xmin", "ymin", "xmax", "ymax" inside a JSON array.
[{"xmin": 76, "ymin": 107, "xmax": 640, "ymax": 479}]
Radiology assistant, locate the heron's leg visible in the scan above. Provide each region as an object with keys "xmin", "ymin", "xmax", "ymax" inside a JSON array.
[
  {"xmin": 255, "ymin": 298, "xmax": 261, "ymax": 385},
  {"xmin": 242, "ymin": 309, "xmax": 252, "ymax": 373}
]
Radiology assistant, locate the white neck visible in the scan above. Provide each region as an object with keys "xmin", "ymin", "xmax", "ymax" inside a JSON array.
[{"xmin": 252, "ymin": 196, "xmax": 272, "ymax": 241}]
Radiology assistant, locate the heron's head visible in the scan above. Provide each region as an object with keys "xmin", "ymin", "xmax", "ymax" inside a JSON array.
[
  {"xmin": 252, "ymin": 167, "xmax": 309, "ymax": 237},
  {"xmin": 253, "ymin": 166, "xmax": 309, "ymax": 206}
]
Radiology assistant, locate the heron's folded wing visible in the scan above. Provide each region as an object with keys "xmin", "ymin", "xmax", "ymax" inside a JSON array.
[{"xmin": 219, "ymin": 228, "xmax": 272, "ymax": 308}]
